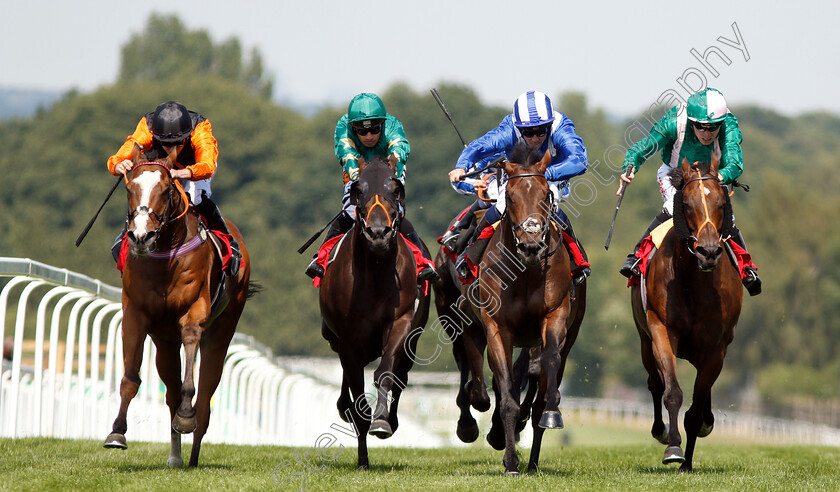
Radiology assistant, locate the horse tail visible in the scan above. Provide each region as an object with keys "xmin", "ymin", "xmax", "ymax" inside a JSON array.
[{"xmin": 247, "ymin": 280, "xmax": 264, "ymax": 299}]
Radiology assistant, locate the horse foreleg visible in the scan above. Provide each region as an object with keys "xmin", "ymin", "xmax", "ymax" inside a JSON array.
[
  {"xmin": 538, "ymin": 311, "xmax": 568, "ymax": 429},
  {"xmin": 639, "ymin": 330, "xmax": 668, "ymax": 445},
  {"xmin": 647, "ymin": 314, "xmax": 684, "ymax": 465},
  {"xmin": 153, "ymin": 338, "xmax": 184, "ymax": 467},
  {"xmin": 104, "ymin": 312, "xmax": 146, "ymax": 450},
  {"xmin": 188, "ymin": 329, "xmax": 235, "ymax": 467},
  {"xmin": 681, "ymin": 352, "xmax": 725, "ymax": 472},
  {"xmin": 339, "ymin": 355, "xmax": 371, "ymax": 469},
  {"xmin": 370, "ymin": 316, "xmax": 413, "ymax": 439},
  {"xmin": 454, "ymin": 343, "xmax": 480, "ymax": 443},
  {"xmin": 173, "ymin": 320, "xmax": 203, "ymax": 435},
  {"xmin": 462, "ymin": 318, "xmax": 490, "ymax": 412},
  {"xmin": 484, "ymin": 321, "xmax": 520, "ymax": 475}
]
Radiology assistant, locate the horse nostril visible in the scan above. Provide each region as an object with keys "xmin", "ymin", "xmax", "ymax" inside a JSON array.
[{"xmin": 126, "ymin": 230, "xmax": 136, "ymax": 243}]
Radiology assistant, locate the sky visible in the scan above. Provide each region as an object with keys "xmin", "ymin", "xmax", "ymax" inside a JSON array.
[{"xmin": 2, "ymin": 0, "xmax": 839, "ymax": 118}]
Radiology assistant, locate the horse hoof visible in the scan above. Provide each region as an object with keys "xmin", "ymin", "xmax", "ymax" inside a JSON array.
[
  {"xmin": 172, "ymin": 414, "xmax": 197, "ymax": 435},
  {"xmin": 166, "ymin": 457, "xmax": 184, "ymax": 468},
  {"xmin": 698, "ymin": 422, "xmax": 714, "ymax": 438},
  {"xmin": 369, "ymin": 419, "xmax": 393, "ymax": 439},
  {"xmin": 662, "ymin": 446, "xmax": 685, "ymax": 464},
  {"xmin": 538, "ymin": 410, "xmax": 564, "ymax": 429},
  {"xmin": 505, "ymin": 470, "xmax": 521, "ymax": 477},
  {"xmin": 103, "ymin": 432, "xmax": 127, "ymax": 449},
  {"xmin": 456, "ymin": 419, "xmax": 480, "ymax": 443}
]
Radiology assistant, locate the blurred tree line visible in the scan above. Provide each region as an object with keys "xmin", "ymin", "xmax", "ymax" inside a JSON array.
[{"xmin": 1, "ymin": 14, "xmax": 839, "ymax": 416}]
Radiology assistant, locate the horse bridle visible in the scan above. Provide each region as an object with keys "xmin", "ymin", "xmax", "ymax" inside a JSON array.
[
  {"xmin": 358, "ymin": 186, "xmax": 403, "ymax": 243},
  {"xmin": 681, "ymin": 171, "xmax": 722, "ymax": 254},
  {"xmin": 125, "ymin": 164, "xmax": 189, "ymax": 237},
  {"xmin": 506, "ymin": 172, "xmax": 558, "ymax": 255}
]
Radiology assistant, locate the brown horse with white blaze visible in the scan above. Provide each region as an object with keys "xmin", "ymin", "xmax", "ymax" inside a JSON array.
[
  {"xmin": 103, "ymin": 159, "xmax": 253, "ymax": 468},
  {"xmin": 465, "ymin": 142, "xmax": 586, "ymax": 474},
  {"xmin": 632, "ymin": 156, "xmax": 743, "ymax": 471},
  {"xmin": 318, "ymin": 155, "xmax": 431, "ymax": 469}
]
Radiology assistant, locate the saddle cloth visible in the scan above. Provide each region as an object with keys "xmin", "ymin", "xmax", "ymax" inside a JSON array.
[
  {"xmin": 627, "ymin": 219, "xmax": 756, "ymax": 288},
  {"xmin": 311, "ymin": 231, "xmax": 436, "ymax": 289}
]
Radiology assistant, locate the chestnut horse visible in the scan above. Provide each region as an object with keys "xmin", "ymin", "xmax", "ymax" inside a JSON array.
[
  {"xmin": 455, "ymin": 142, "xmax": 586, "ymax": 474},
  {"xmin": 319, "ymin": 155, "xmax": 431, "ymax": 469},
  {"xmin": 632, "ymin": 156, "xmax": 743, "ymax": 471},
  {"xmin": 103, "ymin": 160, "xmax": 252, "ymax": 468}
]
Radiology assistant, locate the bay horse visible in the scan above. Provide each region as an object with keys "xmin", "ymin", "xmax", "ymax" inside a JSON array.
[
  {"xmin": 458, "ymin": 142, "xmax": 586, "ymax": 474},
  {"xmin": 319, "ymin": 155, "xmax": 431, "ymax": 469},
  {"xmin": 632, "ymin": 156, "xmax": 743, "ymax": 471},
  {"xmin": 103, "ymin": 157, "xmax": 252, "ymax": 468}
]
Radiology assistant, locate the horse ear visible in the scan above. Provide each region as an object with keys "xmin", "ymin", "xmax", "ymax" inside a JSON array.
[
  {"xmin": 536, "ymin": 149, "xmax": 551, "ymax": 174},
  {"xmin": 357, "ymin": 156, "xmax": 368, "ymax": 173},
  {"xmin": 388, "ymin": 155, "xmax": 398, "ymax": 173},
  {"xmin": 500, "ymin": 159, "xmax": 514, "ymax": 176},
  {"xmin": 350, "ymin": 180, "xmax": 368, "ymax": 207},
  {"xmin": 710, "ymin": 151, "xmax": 720, "ymax": 175},
  {"xmin": 388, "ymin": 177, "xmax": 405, "ymax": 202},
  {"xmin": 164, "ymin": 144, "xmax": 180, "ymax": 168},
  {"xmin": 680, "ymin": 157, "xmax": 691, "ymax": 175}
]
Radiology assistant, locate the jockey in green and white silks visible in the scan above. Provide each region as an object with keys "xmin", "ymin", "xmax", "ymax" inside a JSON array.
[
  {"xmin": 618, "ymin": 87, "xmax": 761, "ymax": 295},
  {"xmin": 305, "ymin": 93, "xmax": 437, "ymax": 282},
  {"xmin": 623, "ymin": 87, "xmax": 743, "ymax": 215}
]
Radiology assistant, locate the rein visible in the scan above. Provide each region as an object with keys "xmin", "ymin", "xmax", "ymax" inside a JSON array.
[{"xmin": 681, "ymin": 171, "xmax": 722, "ymax": 254}]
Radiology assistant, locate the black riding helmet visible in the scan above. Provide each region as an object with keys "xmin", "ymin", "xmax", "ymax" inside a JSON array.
[{"xmin": 151, "ymin": 101, "xmax": 193, "ymax": 144}]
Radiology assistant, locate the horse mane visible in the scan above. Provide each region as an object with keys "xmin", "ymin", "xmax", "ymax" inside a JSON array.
[
  {"xmin": 506, "ymin": 141, "xmax": 545, "ymax": 168},
  {"xmin": 670, "ymin": 161, "xmax": 735, "ymax": 242}
]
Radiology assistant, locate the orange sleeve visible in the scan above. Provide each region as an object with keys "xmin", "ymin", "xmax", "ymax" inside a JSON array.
[
  {"xmin": 106, "ymin": 118, "xmax": 154, "ymax": 175},
  {"xmin": 185, "ymin": 119, "xmax": 218, "ymax": 180}
]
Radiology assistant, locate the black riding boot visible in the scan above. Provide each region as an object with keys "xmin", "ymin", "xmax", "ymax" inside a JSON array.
[
  {"xmin": 194, "ymin": 197, "xmax": 241, "ymax": 278},
  {"xmin": 553, "ymin": 212, "xmax": 590, "ymax": 286},
  {"xmin": 455, "ymin": 215, "xmax": 492, "ymax": 279},
  {"xmin": 730, "ymin": 227, "xmax": 762, "ymax": 296},
  {"xmin": 619, "ymin": 210, "xmax": 671, "ymax": 278},
  {"xmin": 111, "ymin": 228, "xmax": 127, "ymax": 263},
  {"xmin": 440, "ymin": 201, "xmax": 480, "ymax": 251},
  {"xmin": 305, "ymin": 211, "xmax": 354, "ymax": 279},
  {"xmin": 400, "ymin": 218, "xmax": 440, "ymax": 282}
]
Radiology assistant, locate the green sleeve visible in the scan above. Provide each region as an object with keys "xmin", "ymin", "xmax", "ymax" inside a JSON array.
[
  {"xmin": 383, "ymin": 115, "xmax": 410, "ymax": 178},
  {"xmin": 717, "ymin": 113, "xmax": 743, "ymax": 184},
  {"xmin": 622, "ymin": 108, "xmax": 679, "ymax": 173},
  {"xmin": 334, "ymin": 115, "xmax": 362, "ymax": 180}
]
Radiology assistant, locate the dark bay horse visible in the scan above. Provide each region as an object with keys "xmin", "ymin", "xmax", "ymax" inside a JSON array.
[
  {"xmin": 451, "ymin": 142, "xmax": 586, "ymax": 474},
  {"xmin": 432, "ymin": 246, "xmax": 491, "ymax": 443},
  {"xmin": 103, "ymin": 159, "xmax": 252, "ymax": 467},
  {"xmin": 632, "ymin": 156, "xmax": 743, "ymax": 471},
  {"xmin": 319, "ymin": 155, "xmax": 431, "ymax": 469}
]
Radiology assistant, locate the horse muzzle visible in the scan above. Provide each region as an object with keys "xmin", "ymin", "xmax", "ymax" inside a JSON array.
[
  {"xmin": 693, "ymin": 243, "xmax": 723, "ymax": 272},
  {"xmin": 516, "ymin": 240, "xmax": 546, "ymax": 267},
  {"xmin": 362, "ymin": 225, "xmax": 395, "ymax": 255},
  {"xmin": 126, "ymin": 229, "xmax": 157, "ymax": 256}
]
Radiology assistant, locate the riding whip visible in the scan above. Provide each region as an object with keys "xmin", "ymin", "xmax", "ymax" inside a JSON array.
[
  {"xmin": 430, "ymin": 88, "xmax": 468, "ymax": 147},
  {"xmin": 75, "ymin": 145, "xmax": 142, "ymax": 247},
  {"xmin": 604, "ymin": 167, "xmax": 634, "ymax": 251},
  {"xmin": 297, "ymin": 207, "xmax": 348, "ymax": 254},
  {"xmin": 75, "ymin": 175, "xmax": 123, "ymax": 247}
]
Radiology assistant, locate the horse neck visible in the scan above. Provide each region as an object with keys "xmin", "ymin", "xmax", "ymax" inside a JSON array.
[
  {"xmin": 349, "ymin": 225, "xmax": 399, "ymax": 274},
  {"xmin": 157, "ymin": 206, "xmax": 197, "ymax": 250}
]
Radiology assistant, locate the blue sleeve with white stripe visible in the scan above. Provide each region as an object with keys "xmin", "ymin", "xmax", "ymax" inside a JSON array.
[{"xmin": 545, "ymin": 115, "xmax": 588, "ymax": 182}]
